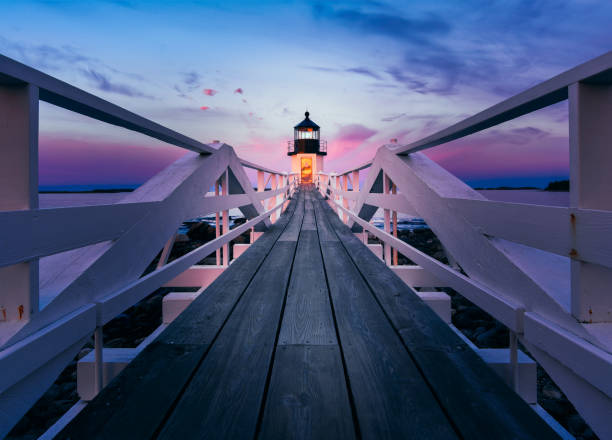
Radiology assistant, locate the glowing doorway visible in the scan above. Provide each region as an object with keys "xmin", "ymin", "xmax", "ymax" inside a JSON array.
[{"xmin": 301, "ymin": 157, "xmax": 312, "ymax": 183}]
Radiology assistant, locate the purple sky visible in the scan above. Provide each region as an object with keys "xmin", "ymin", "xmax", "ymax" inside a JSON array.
[{"xmin": 1, "ymin": 0, "xmax": 611, "ymax": 188}]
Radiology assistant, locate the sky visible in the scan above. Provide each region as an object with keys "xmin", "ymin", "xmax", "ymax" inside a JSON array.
[{"xmin": 1, "ymin": 0, "xmax": 611, "ymax": 189}]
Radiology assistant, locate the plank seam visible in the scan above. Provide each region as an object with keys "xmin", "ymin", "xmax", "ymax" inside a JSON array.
[
  {"xmin": 254, "ymin": 189, "xmax": 304, "ymax": 440},
  {"xmin": 149, "ymin": 196, "xmax": 300, "ymax": 439},
  {"xmin": 316, "ymin": 191, "xmax": 464, "ymax": 438},
  {"xmin": 312, "ymin": 196, "xmax": 362, "ymax": 440}
]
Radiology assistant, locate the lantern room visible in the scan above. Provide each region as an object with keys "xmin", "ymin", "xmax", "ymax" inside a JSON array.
[{"xmin": 288, "ymin": 111, "xmax": 326, "ymax": 184}]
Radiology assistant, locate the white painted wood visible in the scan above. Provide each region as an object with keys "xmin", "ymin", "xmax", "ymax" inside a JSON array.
[
  {"xmin": 163, "ymin": 265, "xmax": 225, "ymax": 288},
  {"xmin": 222, "ymin": 170, "xmax": 229, "ymax": 266},
  {"xmin": 0, "ymin": 202, "xmax": 159, "ymax": 267},
  {"xmin": 375, "ymin": 147, "xmax": 588, "ymax": 339},
  {"xmin": 162, "ymin": 291, "xmax": 202, "ymax": 324},
  {"xmin": 478, "ymin": 348, "xmax": 536, "ymax": 404},
  {"xmin": 157, "ymin": 234, "xmax": 176, "ymax": 269},
  {"xmin": 38, "ymin": 400, "xmax": 87, "ymax": 440},
  {"xmin": 78, "ymin": 348, "xmax": 137, "ymax": 400},
  {"xmin": 569, "ymin": 82, "xmax": 612, "ymax": 323},
  {"xmin": 523, "ymin": 338, "xmax": 612, "ymax": 440},
  {"xmin": 367, "ymin": 244, "xmax": 383, "ymax": 260},
  {"xmin": 334, "ymin": 201, "xmax": 524, "ymax": 331},
  {"xmin": 0, "ymin": 335, "xmax": 87, "ymax": 439},
  {"xmin": 0, "ymin": 83, "xmax": 39, "ymax": 329},
  {"xmin": 391, "ymin": 266, "xmax": 445, "ymax": 288},
  {"xmin": 97, "ymin": 197, "xmax": 286, "ymax": 324},
  {"xmin": 233, "ymin": 243, "xmax": 250, "ymax": 259},
  {"xmin": 0, "ymin": 304, "xmax": 95, "ymax": 395},
  {"xmin": 417, "ymin": 291, "xmax": 451, "ymax": 323},
  {"xmin": 524, "ymin": 312, "xmax": 612, "ymax": 399},
  {"xmin": 383, "ymin": 173, "xmax": 391, "ymax": 265}
]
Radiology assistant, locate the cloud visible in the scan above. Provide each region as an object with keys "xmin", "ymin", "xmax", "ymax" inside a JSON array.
[
  {"xmin": 200, "ymin": 106, "xmax": 210, "ymax": 111},
  {"xmin": 181, "ymin": 71, "xmax": 202, "ymax": 90},
  {"xmin": 315, "ymin": 4, "xmax": 451, "ymax": 45},
  {"xmin": 0, "ymin": 36, "xmax": 93, "ymax": 71},
  {"xmin": 303, "ymin": 65, "xmax": 383, "ymax": 81},
  {"xmin": 381, "ymin": 113, "xmax": 406, "ymax": 122},
  {"xmin": 80, "ymin": 68, "xmax": 152, "ymax": 98},
  {"xmin": 203, "ymin": 88, "xmax": 217, "ymax": 96},
  {"xmin": 234, "ymin": 88, "xmax": 243, "ymax": 94},
  {"xmin": 345, "ymin": 67, "xmax": 383, "ymax": 80},
  {"xmin": 326, "ymin": 123, "xmax": 378, "ymax": 165}
]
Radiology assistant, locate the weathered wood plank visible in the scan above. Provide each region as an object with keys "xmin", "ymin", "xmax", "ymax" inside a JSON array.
[
  {"xmin": 318, "ymin": 240, "xmax": 457, "ymax": 439},
  {"xmin": 157, "ymin": 240, "xmax": 298, "ymax": 440},
  {"xmin": 58, "ymin": 195, "xmax": 298, "ymax": 439},
  {"xmin": 302, "ymin": 198, "xmax": 316, "ymax": 231},
  {"xmin": 278, "ymin": 230, "xmax": 336, "ymax": 346},
  {"xmin": 278, "ymin": 189, "xmax": 305, "ymax": 242},
  {"xmin": 313, "ymin": 192, "xmax": 456, "ymax": 439},
  {"xmin": 318, "ymin": 192, "xmax": 561, "ymax": 439},
  {"xmin": 312, "ymin": 198, "xmax": 338, "ymax": 242},
  {"xmin": 259, "ymin": 345, "xmax": 356, "ymax": 440}
]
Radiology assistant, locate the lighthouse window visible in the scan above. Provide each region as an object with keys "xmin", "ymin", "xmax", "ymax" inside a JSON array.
[{"xmin": 296, "ymin": 129, "xmax": 319, "ymax": 140}]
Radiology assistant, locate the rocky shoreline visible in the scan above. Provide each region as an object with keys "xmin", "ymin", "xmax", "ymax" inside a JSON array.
[{"xmin": 8, "ymin": 222, "xmax": 596, "ymax": 439}]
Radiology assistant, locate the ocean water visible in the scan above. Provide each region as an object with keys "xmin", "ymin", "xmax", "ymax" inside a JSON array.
[{"xmin": 40, "ymin": 189, "xmax": 569, "ymax": 233}]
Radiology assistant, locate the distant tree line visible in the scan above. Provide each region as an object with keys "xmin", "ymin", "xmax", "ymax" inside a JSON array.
[{"xmin": 544, "ymin": 180, "xmax": 569, "ymax": 191}]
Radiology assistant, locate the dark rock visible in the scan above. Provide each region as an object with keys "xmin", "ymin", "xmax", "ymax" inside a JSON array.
[{"xmin": 187, "ymin": 222, "xmax": 215, "ymax": 241}]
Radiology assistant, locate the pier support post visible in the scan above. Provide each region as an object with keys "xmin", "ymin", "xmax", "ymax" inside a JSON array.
[
  {"xmin": 569, "ymin": 82, "xmax": 612, "ymax": 322},
  {"xmin": 0, "ymin": 83, "xmax": 39, "ymax": 326}
]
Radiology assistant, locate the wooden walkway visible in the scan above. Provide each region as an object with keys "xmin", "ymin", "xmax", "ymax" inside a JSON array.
[{"xmin": 59, "ymin": 187, "xmax": 559, "ymax": 439}]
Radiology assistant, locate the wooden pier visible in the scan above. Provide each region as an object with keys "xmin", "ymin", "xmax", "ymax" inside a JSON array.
[
  {"xmin": 58, "ymin": 187, "xmax": 558, "ymax": 439},
  {"xmin": 3, "ymin": 52, "xmax": 612, "ymax": 439}
]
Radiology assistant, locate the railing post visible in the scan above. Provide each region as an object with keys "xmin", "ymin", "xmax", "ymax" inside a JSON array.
[
  {"xmin": 222, "ymin": 170, "xmax": 229, "ymax": 267},
  {"xmin": 94, "ymin": 326, "xmax": 104, "ymax": 393},
  {"xmin": 392, "ymin": 183, "xmax": 398, "ymax": 266},
  {"xmin": 383, "ymin": 173, "xmax": 392, "ymax": 266},
  {"xmin": 215, "ymin": 180, "xmax": 221, "ymax": 266},
  {"xmin": 157, "ymin": 235, "xmax": 176, "ymax": 269},
  {"xmin": 509, "ymin": 331, "xmax": 519, "ymax": 393},
  {"xmin": 569, "ymin": 82, "xmax": 612, "ymax": 322},
  {"xmin": 0, "ymin": 83, "xmax": 39, "ymax": 325},
  {"xmin": 342, "ymin": 174, "xmax": 349, "ymax": 224},
  {"xmin": 352, "ymin": 170, "xmax": 359, "ymax": 212},
  {"xmin": 269, "ymin": 174, "xmax": 278, "ymax": 223}
]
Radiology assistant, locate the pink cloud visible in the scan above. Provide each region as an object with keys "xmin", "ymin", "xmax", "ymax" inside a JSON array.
[
  {"xmin": 234, "ymin": 88, "xmax": 243, "ymax": 94},
  {"xmin": 203, "ymin": 89, "xmax": 217, "ymax": 96},
  {"xmin": 200, "ymin": 106, "xmax": 210, "ymax": 110},
  {"xmin": 39, "ymin": 136, "xmax": 187, "ymax": 186}
]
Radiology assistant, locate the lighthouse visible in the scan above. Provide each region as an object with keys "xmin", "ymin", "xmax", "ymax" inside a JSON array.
[{"xmin": 288, "ymin": 111, "xmax": 326, "ymax": 184}]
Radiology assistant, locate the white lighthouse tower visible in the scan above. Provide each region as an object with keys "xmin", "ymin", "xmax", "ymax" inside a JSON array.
[{"xmin": 287, "ymin": 111, "xmax": 326, "ymax": 184}]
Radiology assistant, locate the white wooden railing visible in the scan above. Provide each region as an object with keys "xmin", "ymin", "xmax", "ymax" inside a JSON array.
[
  {"xmin": 316, "ymin": 50, "xmax": 612, "ymax": 439},
  {"xmin": 0, "ymin": 54, "xmax": 298, "ymax": 437}
]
